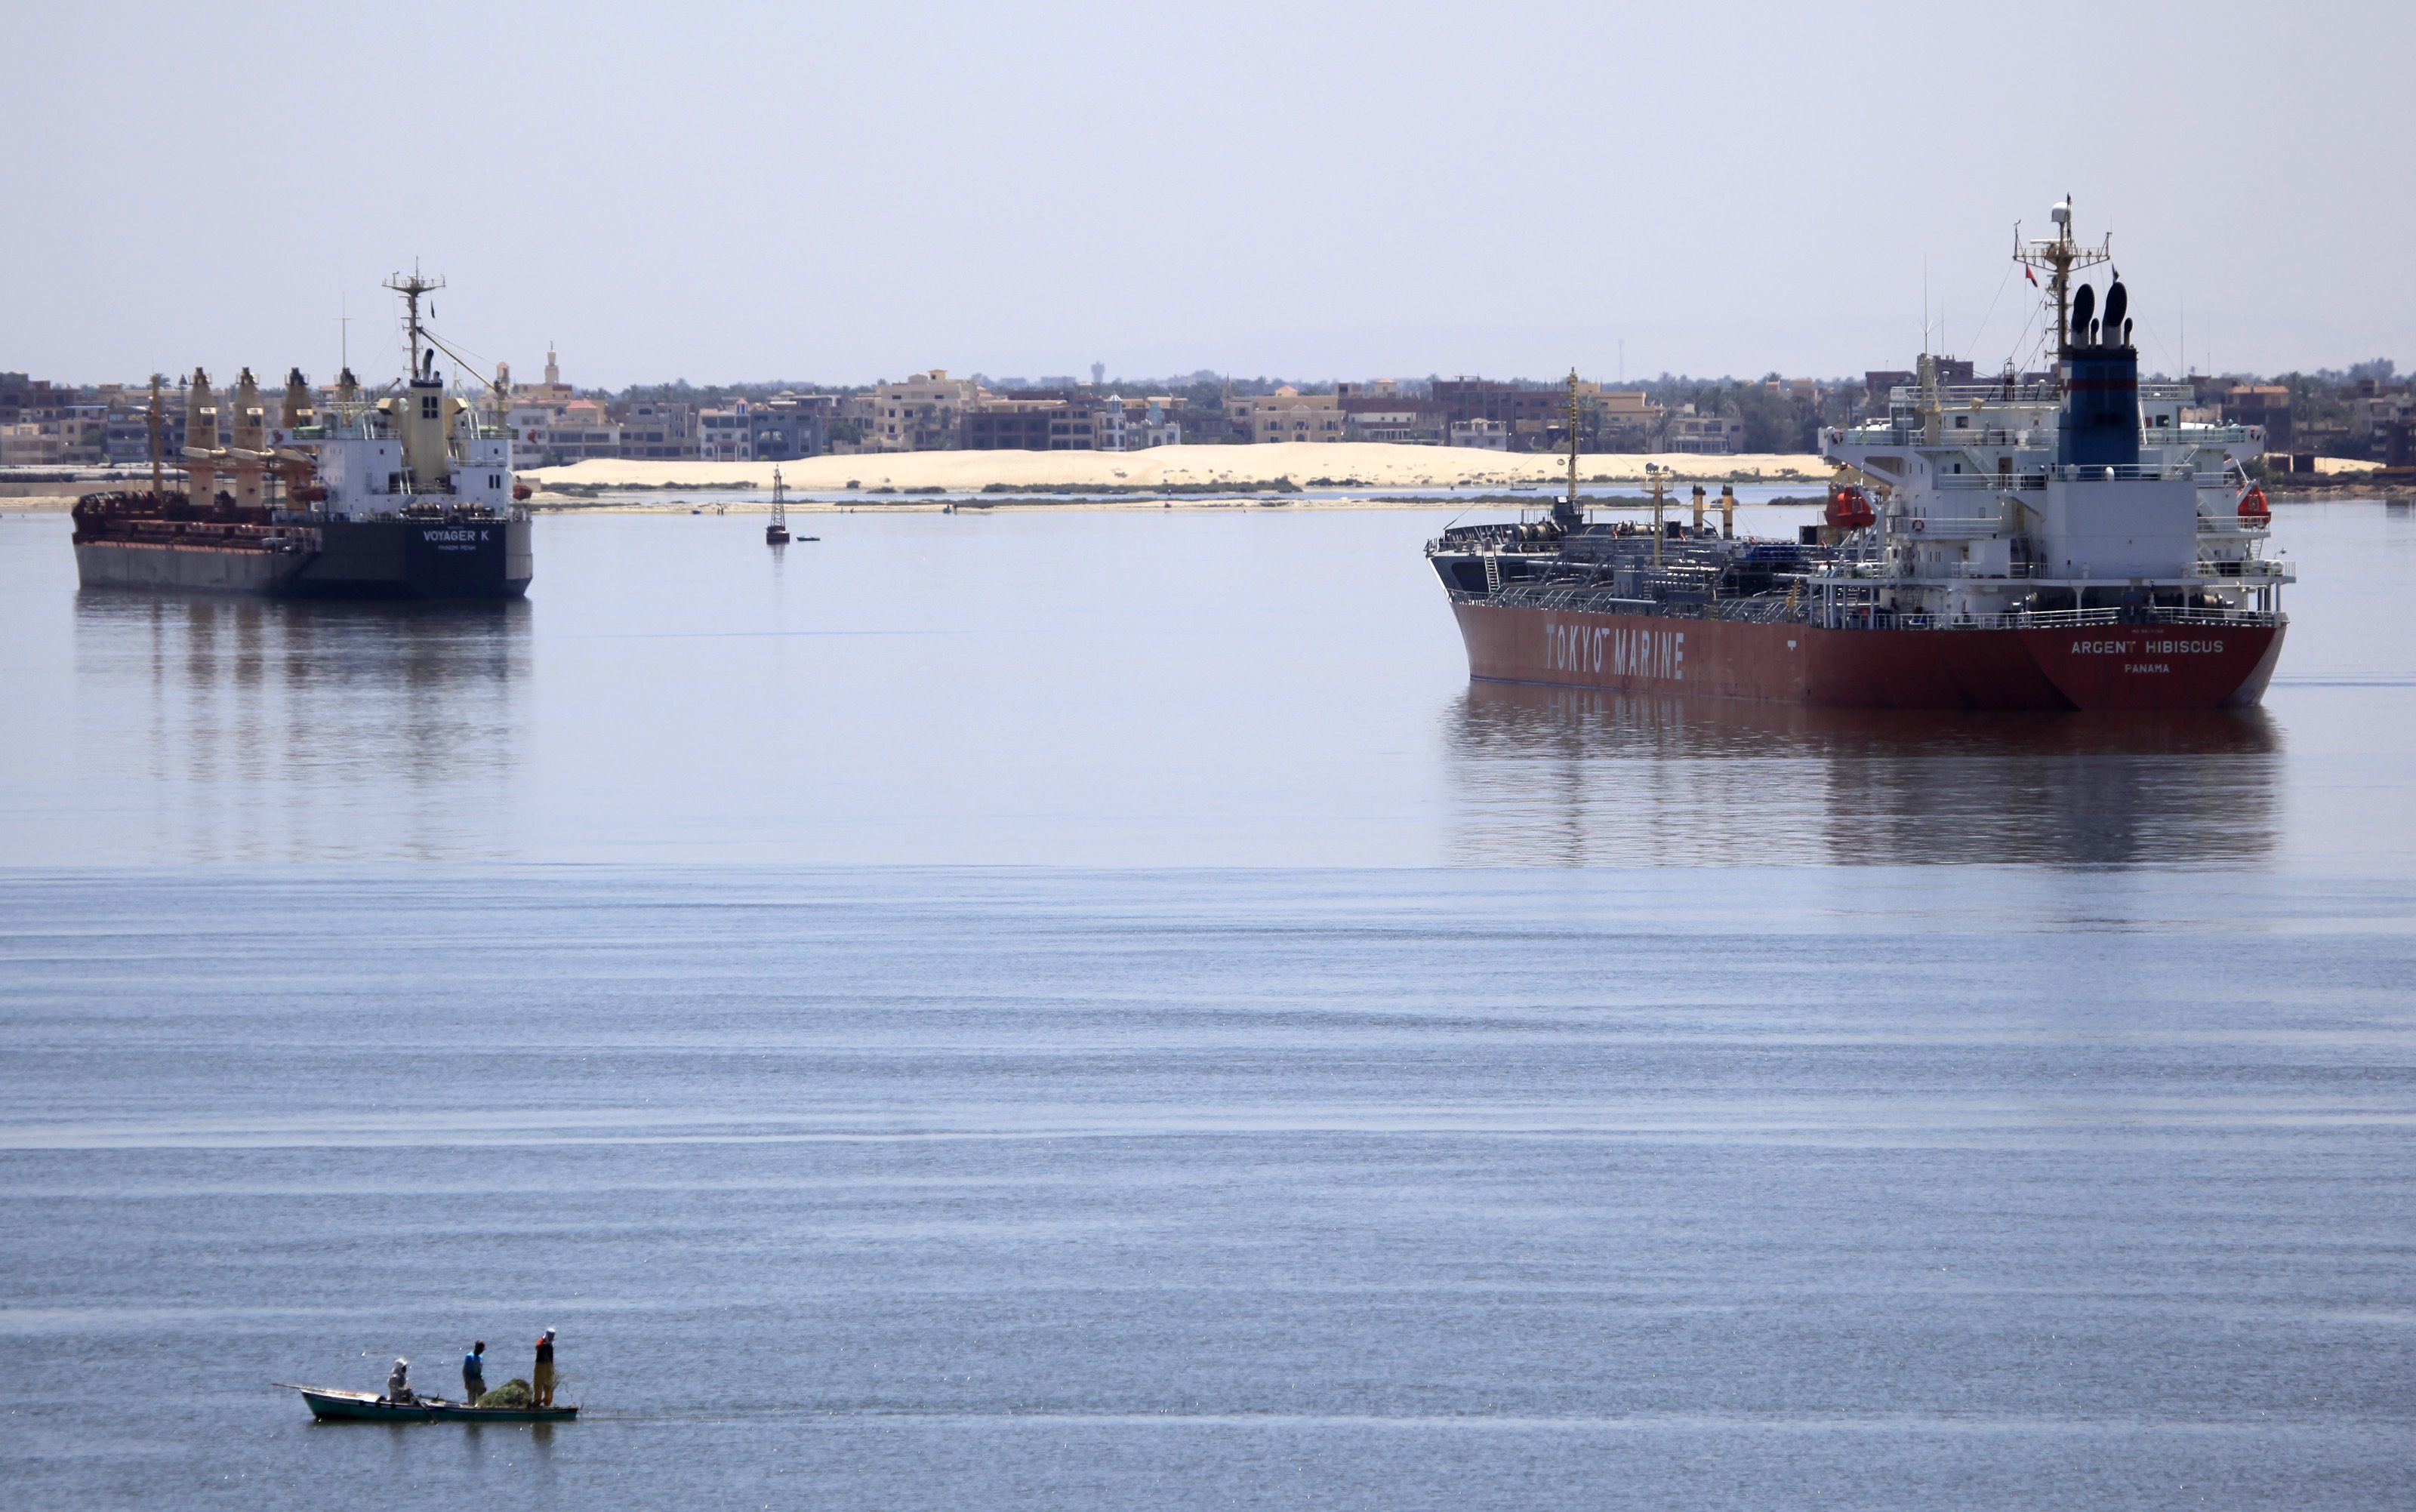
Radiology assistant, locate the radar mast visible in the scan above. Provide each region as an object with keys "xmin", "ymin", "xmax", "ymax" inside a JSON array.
[
  {"xmin": 2014, "ymin": 196, "xmax": 2112, "ymax": 359},
  {"xmin": 383, "ymin": 266, "xmax": 447, "ymax": 377}
]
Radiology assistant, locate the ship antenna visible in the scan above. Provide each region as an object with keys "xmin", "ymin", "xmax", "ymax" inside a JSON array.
[{"xmin": 383, "ymin": 264, "xmax": 447, "ymax": 377}]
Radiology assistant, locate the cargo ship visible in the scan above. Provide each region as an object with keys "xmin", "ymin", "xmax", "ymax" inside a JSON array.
[
  {"xmin": 1428, "ymin": 202, "xmax": 2288, "ymax": 710},
  {"xmin": 72, "ymin": 272, "xmax": 532, "ymax": 599}
]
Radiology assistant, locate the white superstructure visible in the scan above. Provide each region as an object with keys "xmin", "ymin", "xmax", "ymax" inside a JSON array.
[
  {"xmin": 1815, "ymin": 203, "xmax": 2291, "ymax": 630},
  {"xmin": 263, "ymin": 270, "xmax": 522, "ymax": 521}
]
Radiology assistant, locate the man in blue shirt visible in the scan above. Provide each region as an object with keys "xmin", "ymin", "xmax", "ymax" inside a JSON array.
[{"xmin": 462, "ymin": 1341, "xmax": 487, "ymax": 1404}]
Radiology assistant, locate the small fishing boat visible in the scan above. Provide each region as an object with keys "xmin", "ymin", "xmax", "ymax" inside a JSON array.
[{"xmin": 279, "ymin": 1384, "xmax": 578, "ymax": 1423}]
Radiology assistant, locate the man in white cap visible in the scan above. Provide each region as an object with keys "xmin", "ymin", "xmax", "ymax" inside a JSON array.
[
  {"xmin": 532, "ymin": 1329, "xmax": 557, "ymax": 1407},
  {"xmin": 385, "ymin": 1357, "xmax": 414, "ymax": 1405}
]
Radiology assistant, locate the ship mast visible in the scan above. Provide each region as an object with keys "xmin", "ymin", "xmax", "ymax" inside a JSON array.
[
  {"xmin": 1556, "ymin": 368, "xmax": 1583, "ymax": 530},
  {"xmin": 145, "ymin": 374, "xmax": 164, "ymax": 502},
  {"xmin": 2014, "ymin": 196, "xmax": 2111, "ymax": 368},
  {"xmin": 383, "ymin": 266, "xmax": 446, "ymax": 377}
]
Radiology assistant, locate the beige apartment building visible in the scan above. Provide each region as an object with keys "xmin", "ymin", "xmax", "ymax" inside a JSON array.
[
  {"xmin": 864, "ymin": 369, "xmax": 986, "ymax": 450},
  {"xmin": 1596, "ymin": 389, "xmax": 1665, "ymax": 448},
  {"xmin": 508, "ymin": 398, "xmax": 619, "ymax": 468},
  {"xmin": 1234, "ymin": 386, "xmax": 1345, "ymax": 443},
  {"xmin": 1663, "ymin": 405, "xmax": 1745, "ymax": 454}
]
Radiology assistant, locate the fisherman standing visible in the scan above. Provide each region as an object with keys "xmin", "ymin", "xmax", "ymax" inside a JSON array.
[
  {"xmin": 531, "ymin": 1328, "xmax": 557, "ymax": 1408},
  {"xmin": 462, "ymin": 1340, "xmax": 487, "ymax": 1404}
]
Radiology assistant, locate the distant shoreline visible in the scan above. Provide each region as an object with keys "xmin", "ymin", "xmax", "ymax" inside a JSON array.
[{"xmin": 525, "ymin": 441, "xmax": 1832, "ymax": 497}]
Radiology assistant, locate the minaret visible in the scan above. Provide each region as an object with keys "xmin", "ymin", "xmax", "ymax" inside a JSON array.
[{"xmin": 544, "ymin": 346, "xmax": 559, "ymax": 390}]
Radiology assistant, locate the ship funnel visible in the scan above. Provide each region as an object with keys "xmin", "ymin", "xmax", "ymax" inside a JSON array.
[
  {"xmin": 2057, "ymin": 325, "xmax": 2141, "ymax": 470},
  {"xmin": 2069, "ymin": 283, "xmax": 2097, "ymax": 340},
  {"xmin": 2102, "ymin": 279, "xmax": 2128, "ymax": 334}
]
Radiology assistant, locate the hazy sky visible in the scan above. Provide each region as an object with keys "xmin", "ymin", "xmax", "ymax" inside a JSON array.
[{"xmin": 8, "ymin": 0, "xmax": 2408, "ymax": 389}]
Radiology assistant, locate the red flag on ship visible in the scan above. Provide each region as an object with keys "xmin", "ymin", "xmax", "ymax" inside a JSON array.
[{"xmin": 2023, "ymin": 265, "xmax": 2038, "ymax": 285}]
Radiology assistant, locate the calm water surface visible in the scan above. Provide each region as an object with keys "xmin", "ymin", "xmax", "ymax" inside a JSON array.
[{"xmin": 2, "ymin": 502, "xmax": 2411, "ymax": 1509}]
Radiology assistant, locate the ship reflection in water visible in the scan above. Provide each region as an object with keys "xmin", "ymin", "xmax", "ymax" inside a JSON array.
[
  {"xmin": 1444, "ymin": 679, "xmax": 2281, "ymax": 868},
  {"xmin": 66, "ymin": 593, "xmax": 528, "ymax": 862}
]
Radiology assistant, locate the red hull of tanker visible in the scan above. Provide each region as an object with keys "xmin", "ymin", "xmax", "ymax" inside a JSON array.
[{"xmin": 1451, "ymin": 601, "xmax": 2283, "ymax": 711}]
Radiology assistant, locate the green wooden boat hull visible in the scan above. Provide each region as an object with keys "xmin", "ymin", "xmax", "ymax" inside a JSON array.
[{"xmin": 289, "ymin": 1386, "xmax": 577, "ymax": 1423}]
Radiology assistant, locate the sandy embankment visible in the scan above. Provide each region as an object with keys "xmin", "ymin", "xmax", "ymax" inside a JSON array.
[{"xmin": 526, "ymin": 442, "xmax": 1829, "ymax": 500}]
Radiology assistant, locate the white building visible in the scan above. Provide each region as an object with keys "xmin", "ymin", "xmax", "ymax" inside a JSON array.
[
  {"xmin": 1140, "ymin": 398, "xmax": 1182, "ymax": 448},
  {"xmin": 698, "ymin": 400, "xmax": 755, "ymax": 461}
]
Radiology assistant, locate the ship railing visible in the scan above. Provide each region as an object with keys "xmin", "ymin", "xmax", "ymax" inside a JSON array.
[
  {"xmin": 1451, "ymin": 587, "xmax": 2282, "ymax": 634},
  {"xmin": 1884, "ymin": 516, "xmax": 2013, "ymax": 544},
  {"xmin": 1819, "ymin": 606, "xmax": 2283, "ymax": 632},
  {"xmin": 1878, "ymin": 382, "xmax": 2199, "ymax": 405},
  {"xmin": 2194, "ymin": 558, "xmax": 2292, "ymax": 580},
  {"xmin": 1712, "ymin": 596, "xmax": 1811, "ymax": 624},
  {"xmin": 1868, "ymin": 559, "xmax": 2288, "ymax": 585},
  {"xmin": 1453, "ymin": 587, "xmax": 1664, "ymax": 615},
  {"xmin": 1841, "ymin": 423, "xmax": 2059, "ymax": 450},
  {"xmin": 1884, "ymin": 383, "xmax": 2061, "ymax": 406},
  {"xmin": 1872, "ymin": 421, "xmax": 2051, "ymax": 445},
  {"xmin": 1928, "ymin": 473, "xmax": 2026, "ymax": 491},
  {"xmin": 1430, "ymin": 522, "xmax": 1531, "ymax": 552},
  {"xmin": 2049, "ymin": 463, "xmax": 2182, "ymax": 482},
  {"xmin": 1833, "ymin": 423, "xmax": 2254, "ymax": 454}
]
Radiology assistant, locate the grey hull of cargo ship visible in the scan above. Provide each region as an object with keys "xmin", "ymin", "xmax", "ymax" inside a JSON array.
[
  {"xmin": 282, "ymin": 517, "xmax": 532, "ymax": 599},
  {"xmin": 73, "ymin": 539, "xmax": 297, "ymax": 594},
  {"xmin": 74, "ymin": 519, "xmax": 532, "ymax": 600}
]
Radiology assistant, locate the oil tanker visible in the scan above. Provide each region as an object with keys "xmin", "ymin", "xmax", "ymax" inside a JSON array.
[
  {"xmin": 1428, "ymin": 202, "xmax": 2288, "ymax": 711},
  {"xmin": 72, "ymin": 273, "xmax": 532, "ymax": 600}
]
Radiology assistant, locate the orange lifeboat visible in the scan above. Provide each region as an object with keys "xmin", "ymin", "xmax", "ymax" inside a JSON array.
[
  {"xmin": 2237, "ymin": 485, "xmax": 2271, "ymax": 525},
  {"xmin": 1826, "ymin": 485, "xmax": 1876, "ymax": 530}
]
